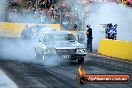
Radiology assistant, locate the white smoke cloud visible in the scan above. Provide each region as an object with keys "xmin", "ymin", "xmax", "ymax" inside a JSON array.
[
  {"xmin": 0, "ymin": 38, "xmax": 62, "ymax": 66},
  {"xmin": 70, "ymin": 1, "xmax": 132, "ymax": 49},
  {"xmin": 0, "ymin": 39, "xmax": 35, "ymax": 61},
  {"xmin": 85, "ymin": 2, "xmax": 132, "ymax": 49},
  {"xmin": 0, "ymin": 0, "xmax": 35, "ymax": 62},
  {"xmin": 0, "ymin": 0, "xmax": 61, "ymax": 66}
]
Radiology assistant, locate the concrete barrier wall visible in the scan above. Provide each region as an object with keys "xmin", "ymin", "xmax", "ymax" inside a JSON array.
[
  {"xmin": 0, "ymin": 22, "xmax": 60, "ymax": 37},
  {"xmin": 98, "ymin": 39, "xmax": 132, "ymax": 61}
]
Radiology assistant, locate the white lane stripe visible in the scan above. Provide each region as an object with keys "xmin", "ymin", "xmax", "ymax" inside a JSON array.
[{"xmin": 0, "ymin": 69, "xmax": 18, "ymax": 88}]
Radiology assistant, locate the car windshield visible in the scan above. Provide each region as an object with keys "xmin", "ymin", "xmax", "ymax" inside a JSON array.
[{"xmin": 44, "ymin": 34, "xmax": 76, "ymax": 41}]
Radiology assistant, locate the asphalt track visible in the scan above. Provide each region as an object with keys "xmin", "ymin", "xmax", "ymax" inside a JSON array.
[
  {"xmin": 0, "ymin": 38, "xmax": 132, "ymax": 88},
  {"xmin": 0, "ymin": 54, "xmax": 132, "ymax": 88}
]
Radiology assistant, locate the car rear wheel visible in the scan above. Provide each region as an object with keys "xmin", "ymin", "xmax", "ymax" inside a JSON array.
[{"xmin": 78, "ymin": 57, "xmax": 84, "ymax": 63}]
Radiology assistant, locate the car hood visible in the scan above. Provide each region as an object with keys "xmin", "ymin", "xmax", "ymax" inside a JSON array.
[{"xmin": 44, "ymin": 40, "xmax": 85, "ymax": 49}]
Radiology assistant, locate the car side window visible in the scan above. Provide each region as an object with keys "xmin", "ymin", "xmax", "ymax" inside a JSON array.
[{"xmin": 67, "ymin": 34, "xmax": 76, "ymax": 41}]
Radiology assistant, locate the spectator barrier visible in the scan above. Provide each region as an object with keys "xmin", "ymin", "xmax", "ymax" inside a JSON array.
[
  {"xmin": 0, "ymin": 22, "xmax": 60, "ymax": 37},
  {"xmin": 98, "ymin": 39, "xmax": 132, "ymax": 61}
]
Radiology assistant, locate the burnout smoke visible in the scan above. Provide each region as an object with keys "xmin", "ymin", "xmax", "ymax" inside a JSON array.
[
  {"xmin": 69, "ymin": 2, "xmax": 132, "ymax": 50},
  {"xmin": 85, "ymin": 2, "xmax": 132, "ymax": 49},
  {"xmin": 0, "ymin": 38, "xmax": 62, "ymax": 66},
  {"xmin": 66, "ymin": 1, "xmax": 132, "ymax": 49},
  {"xmin": 0, "ymin": 39, "xmax": 35, "ymax": 61},
  {"xmin": 0, "ymin": 0, "xmax": 61, "ymax": 66},
  {"xmin": 0, "ymin": 0, "xmax": 35, "ymax": 62}
]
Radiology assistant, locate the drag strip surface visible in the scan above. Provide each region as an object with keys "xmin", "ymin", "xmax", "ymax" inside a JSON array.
[
  {"xmin": 0, "ymin": 55, "xmax": 132, "ymax": 88},
  {"xmin": 0, "ymin": 60, "xmax": 83, "ymax": 88}
]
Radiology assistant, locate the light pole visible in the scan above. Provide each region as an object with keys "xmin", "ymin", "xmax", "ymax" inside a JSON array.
[{"xmin": 36, "ymin": 0, "xmax": 38, "ymax": 10}]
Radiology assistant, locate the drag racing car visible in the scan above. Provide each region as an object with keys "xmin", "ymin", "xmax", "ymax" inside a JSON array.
[{"xmin": 34, "ymin": 31, "xmax": 86, "ymax": 63}]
